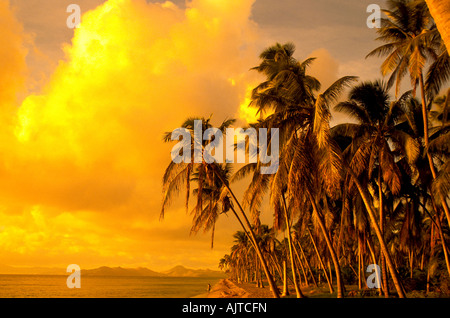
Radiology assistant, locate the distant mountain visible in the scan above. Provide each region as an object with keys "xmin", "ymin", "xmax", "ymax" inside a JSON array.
[
  {"xmin": 81, "ymin": 266, "xmax": 164, "ymax": 277},
  {"xmin": 0, "ymin": 264, "xmax": 225, "ymax": 278},
  {"xmin": 162, "ymin": 265, "xmax": 225, "ymax": 278}
]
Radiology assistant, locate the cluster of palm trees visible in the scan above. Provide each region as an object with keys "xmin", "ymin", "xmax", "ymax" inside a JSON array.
[{"xmin": 161, "ymin": 0, "xmax": 449, "ymax": 298}]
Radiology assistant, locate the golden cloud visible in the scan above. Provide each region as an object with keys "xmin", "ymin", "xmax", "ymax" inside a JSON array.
[{"xmin": 0, "ymin": 0, "xmax": 265, "ymax": 268}]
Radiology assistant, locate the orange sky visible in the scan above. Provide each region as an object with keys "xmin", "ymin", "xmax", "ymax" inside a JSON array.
[{"xmin": 0, "ymin": 0, "xmax": 383, "ymax": 271}]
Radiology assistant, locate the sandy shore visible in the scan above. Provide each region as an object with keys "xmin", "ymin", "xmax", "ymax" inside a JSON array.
[
  {"xmin": 192, "ymin": 279, "xmax": 336, "ymax": 298},
  {"xmin": 193, "ymin": 279, "xmax": 252, "ymax": 298},
  {"xmin": 192, "ymin": 279, "xmax": 297, "ymax": 298}
]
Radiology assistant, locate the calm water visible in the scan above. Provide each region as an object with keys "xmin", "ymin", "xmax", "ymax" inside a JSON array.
[{"xmin": 0, "ymin": 275, "xmax": 223, "ymax": 298}]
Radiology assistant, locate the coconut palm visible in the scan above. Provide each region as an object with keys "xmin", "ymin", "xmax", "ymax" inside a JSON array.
[
  {"xmin": 219, "ymin": 254, "xmax": 231, "ymax": 273},
  {"xmin": 250, "ymin": 42, "xmax": 320, "ymax": 117},
  {"xmin": 425, "ymin": 33, "xmax": 449, "ymax": 101},
  {"xmin": 189, "ymin": 163, "xmax": 234, "ymax": 248},
  {"xmin": 366, "ymin": 0, "xmax": 436, "ymax": 96},
  {"xmin": 332, "ymin": 80, "xmax": 419, "ymax": 297},
  {"xmin": 395, "ymin": 94, "xmax": 450, "ymax": 279},
  {"xmin": 429, "ymin": 90, "xmax": 450, "ymax": 203},
  {"xmin": 367, "ymin": 0, "xmax": 450, "ymax": 229},
  {"xmin": 161, "ymin": 116, "xmax": 281, "ymax": 298},
  {"xmin": 236, "ymin": 42, "xmax": 357, "ymax": 298},
  {"xmin": 230, "ymin": 230, "xmax": 253, "ymax": 283}
]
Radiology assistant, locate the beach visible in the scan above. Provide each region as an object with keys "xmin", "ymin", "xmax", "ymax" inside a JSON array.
[
  {"xmin": 193, "ymin": 279, "xmax": 253, "ymax": 298},
  {"xmin": 193, "ymin": 279, "xmax": 321, "ymax": 298},
  {"xmin": 192, "ymin": 279, "xmax": 424, "ymax": 298}
]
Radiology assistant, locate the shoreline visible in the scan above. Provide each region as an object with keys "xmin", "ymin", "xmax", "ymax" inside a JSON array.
[
  {"xmin": 192, "ymin": 279, "xmax": 252, "ymax": 298},
  {"xmin": 192, "ymin": 278, "xmax": 288, "ymax": 298}
]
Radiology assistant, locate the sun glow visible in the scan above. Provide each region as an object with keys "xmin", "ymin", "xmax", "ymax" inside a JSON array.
[
  {"xmin": 0, "ymin": 0, "xmax": 260, "ymax": 269},
  {"xmin": 238, "ymin": 85, "xmax": 260, "ymax": 124}
]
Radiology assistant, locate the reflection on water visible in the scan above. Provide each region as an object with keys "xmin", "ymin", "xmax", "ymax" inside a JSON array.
[{"xmin": 0, "ymin": 275, "xmax": 222, "ymax": 298}]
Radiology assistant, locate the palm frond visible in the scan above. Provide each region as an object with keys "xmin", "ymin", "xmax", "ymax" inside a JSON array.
[
  {"xmin": 161, "ymin": 165, "xmax": 189, "ymax": 219},
  {"xmin": 380, "ymin": 141, "xmax": 401, "ymax": 195},
  {"xmin": 425, "ymin": 49, "xmax": 450, "ymax": 100},
  {"xmin": 431, "ymin": 160, "xmax": 450, "ymax": 202},
  {"xmin": 334, "ymin": 101, "xmax": 371, "ymax": 124}
]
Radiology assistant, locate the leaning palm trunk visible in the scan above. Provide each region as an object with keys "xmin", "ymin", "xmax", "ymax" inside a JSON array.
[
  {"xmin": 296, "ymin": 240, "xmax": 318, "ymax": 287},
  {"xmin": 293, "ymin": 244, "xmax": 309, "ymax": 286},
  {"xmin": 215, "ymin": 168, "xmax": 280, "ymax": 298},
  {"xmin": 425, "ymin": 0, "xmax": 450, "ymax": 52},
  {"xmin": 307, "ymin": 227, "xmax": 334, "ymax": 294},
  {"xmin": 427, "ymin": 224, "xmax": 435, "ymax": 293},
  {"xmin": 358, "ymin": 238, "xmax": 362, "ymax": 290},
  {"xmin": 281, "ymin": 261, "xmax": 290, "ymax": 296},
  {"xmin": 378, "ymin": 168, "xmax": 390, "ymax": 297},
  {"xmin": 430, "ymin": 196, "xmax": 450, "ymax": 278},
  {"xmin": 282, "ymin": 194, "xmax": 305, "ymax": 298},
  {"xmin": 269, "ymin": 254, "xmax": 283, "ymax": 282},
  {"xmin": 349, "ymin": 169, "xmax": 407, "ymax": 298},
  {"xmin": 366, "ymin": 237, "xmax": 383, "ymax": 296},
  {"xmin": 307, "ymin": 191, "xmax": 345, "ymax": 298}
]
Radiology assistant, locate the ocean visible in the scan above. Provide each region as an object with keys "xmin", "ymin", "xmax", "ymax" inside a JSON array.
[{"xmin": 0, "ymin": 275, "xmax": 223, "ymax": 298}]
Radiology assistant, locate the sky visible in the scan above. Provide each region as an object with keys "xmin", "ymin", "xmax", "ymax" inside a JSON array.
[{"xmin": 0, "ymin": 0, "xmax": 387, "ymax": 271}]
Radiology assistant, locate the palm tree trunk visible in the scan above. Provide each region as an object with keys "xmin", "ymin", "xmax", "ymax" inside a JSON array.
[
  {"xmin": 358, "ymin": 238, "xmax": 362, "ymax": 290},
  {"xmin": 328, "ymin": 259, "xmax": 333, "ymax": 286},
  {"xmin": 430, "ymin": 196, "xmax": 450, "ymax": 278},
  {"xmin": 281, "ymin": 260, "xmax": 290, "ymax": 296},
  {"xmin": 348, "ymin": 263, "xmax": 358, "ymax": 277},
  {"xmin": 378, "ymin": 168, "xmax": 390, "ymax": 297},
  {"xmin": 255, "ymin": 258, "xmax": 260, "ymax": 287},
  {"xmin": 282, "ymin": 193, "xmax": 305, "ymax": 298},
  {"xmin": 308, "ymin": 227, "xmax": 334, "ymax": 294},
  {"xmin": 296, "ymin": 240, "xmax": 318, "ymax": 287},
  {"xmin": 215, "ymin": 170, "xmax": 280, "ymax": 298},
  {"xmin": 366, "ymin": 237, "xmax": 383, "ymax": 296},
  {"xmin": 337, "ymin": 195, "xmax": 348, "ymax": 260},
  {"xmin": 269, "ymin": 254, "xmax": 283, "ymax": 281},
  {"xmin": 293, "ymin": 242, "xmax": 309, "ymax": 286},
  {"xmin": 348, "ymin": 169, "xmax": 407, "ymax": 298},
  {"xmin": 425, "ymin": 0, "xmax": 450, "ymax": 52},
  {"xmin": 427, "ymin": 223, "xmax": 435, "ymax": 293},
  {"xmin": 361, "ymin": 239, "xmax": 365, "ymax": 290},
  {"xmin": 409, "ymin": 250, "xmax": 414, "ymax": 279},
  {"xmin": 307, "ymin": 191, "xmax": 345, "ymax": 298}
]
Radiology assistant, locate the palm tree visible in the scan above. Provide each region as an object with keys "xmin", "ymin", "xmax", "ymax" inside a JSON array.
[
  {"xmin": 428, "ymin": 91, "xmax": 450, "ymax": 277},
  {"xmin": 429, "ymin": 89, "xmax": 450, "ymax": 204},
  {"xmin": 237, "ymin": 42, "xmax": 357, "ymax": 298},
  {"xmin": 161, "ymin": 116, "xmax": 281, "ymax": 298},
  {"xmin": 189, "ymin": 163, "xmax": 234, "ymax": 248},
  {"xmin": 425, "ymin": 0, "xmax": 450, "ymax": 51},
  {"xmin": 367, "ymin": 0, "xmax": 450, "ymax": 230},
  {"xmin": 219, "ymin": 254, "xmax": 231, "ymax": 274},
  {"xmin": 425, "ymin": 33, "xmax": 449, "ymax": 101},
  {"xmin": 249, "ymin": 42, "xmax": 320, "ymax": 117},
  {"xmin": 367, "ymin": 0, "xmax": 436, "ymax": 96},
  {"xmin": 396, "ymin": 94, "xmax": 450, "ymax": 279},
  {"xmin": 230, "ymin": 231, "xmax": 252, "ymax": 283},
  {"xmin": 280, "ymin": 190, "xmax": 305, "ymax": 297},
  {"xmin": 332, "ymin": 80, "xmax": 417, "ymax": 298}
]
